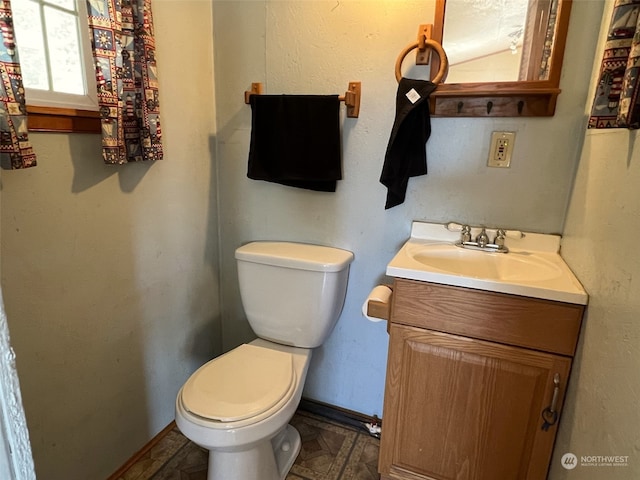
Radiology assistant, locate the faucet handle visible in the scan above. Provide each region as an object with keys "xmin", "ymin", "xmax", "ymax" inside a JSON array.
[
  {"xmin": 461, "ymin": 225, "xmax": 471, "ymax": 243},
  {"xmin": 493, "ymin": 229, "xmax": 506, "ymax": 247}
]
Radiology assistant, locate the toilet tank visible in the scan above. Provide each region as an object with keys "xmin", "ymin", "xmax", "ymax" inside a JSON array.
[{"xmin": 235, "ymin": 241, "xmax": 354, "ymax": 348}]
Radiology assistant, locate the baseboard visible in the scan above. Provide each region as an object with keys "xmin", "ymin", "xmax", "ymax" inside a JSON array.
[
  {"xmin": 298, "ymin": 397, "xmax": 381, "ymax": 435},
  {"xmin": 106, "ymin": 421, "xmax": 177, "ymax": 480}
]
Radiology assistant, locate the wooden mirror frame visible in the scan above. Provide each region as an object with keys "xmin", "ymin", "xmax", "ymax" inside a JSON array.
[{"xmin": 429, "ymin": 0, "xmax": 573, "ymax": 117}]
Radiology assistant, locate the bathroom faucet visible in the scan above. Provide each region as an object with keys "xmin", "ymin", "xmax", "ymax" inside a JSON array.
[
  {"xmin": 457, "ymin": 225, "xmax": 509, "ymax": 253},
  {"xmin": 476, "ymin": 228, "xmax": 489, "ymax": 248}
]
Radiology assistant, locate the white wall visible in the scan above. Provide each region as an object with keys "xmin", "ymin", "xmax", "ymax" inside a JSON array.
[
  {"xmin": 0, "ymin": 1, "xmax": 220, "ymax": 478},
  {"xmin": 445, "ymin": 49, "xmax": 522, "ymax": 83},
  {"xmin": 551, "ymin": 2, "xmax": 640, "ymax": 478},
  {"xmin": 213, "ymin": 0, "xmax": 604, "ymax": 416}
]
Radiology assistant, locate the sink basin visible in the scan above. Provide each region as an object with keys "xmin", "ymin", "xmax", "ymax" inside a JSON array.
[
  {"xmin": 406, "ymin": 243, "xmax": 563, "ymax": 282},
  {"xmin": 386, "ymin": 222, "xmax": 588, "ymax": 305}
]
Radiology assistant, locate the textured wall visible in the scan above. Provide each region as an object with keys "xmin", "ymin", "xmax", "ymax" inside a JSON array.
[
  {"xmin": 0, "ymin": 1, "xmax": 220, "ymax": 478},
  {"xmin": 0, "ymin": 289, "xmax": 35, "ymax": 479},
  {"xmin": 551, "ymin": 3, "xmax": 640, "ymax": 478},
  {"xmin": 213, "ymin": 0, "xmax": 604, "ymax": 416}
]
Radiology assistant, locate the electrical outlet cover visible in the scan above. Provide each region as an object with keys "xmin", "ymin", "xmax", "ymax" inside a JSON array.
[{"xmin": 488, "ymin": 131, "xmax": 515, "ymax": 168}]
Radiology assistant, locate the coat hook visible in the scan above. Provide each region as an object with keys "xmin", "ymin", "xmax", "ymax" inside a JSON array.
[
  {"xmin": 486, "ymin": 101, "xmax": 493, "ymax": 114},
  {"xmin": 457, "ymin": 101, "xmax": 463, "ymax": 114},
  {"xmin": 517, "ymin": 100, "xmax": 524, "ymax": 115}
]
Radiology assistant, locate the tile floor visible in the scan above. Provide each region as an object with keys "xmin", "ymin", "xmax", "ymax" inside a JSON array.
[{"xmin": 115, "ymin": 410, "xmax": 380, "ymax": 480}]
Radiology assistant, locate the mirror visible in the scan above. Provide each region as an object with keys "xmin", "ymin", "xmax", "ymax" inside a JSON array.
[
  {"xmin": 442, "ymin": 0, "xmax": 538, "ymax": 83},
  {"xmin": 429, "ymin": 0, "xmax": 572, "ymax": 116}
]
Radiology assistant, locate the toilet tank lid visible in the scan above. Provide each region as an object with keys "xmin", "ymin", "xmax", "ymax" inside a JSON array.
[{"xmin": 235, "ymin": 241, "xmax": 354, "ymax": 272}]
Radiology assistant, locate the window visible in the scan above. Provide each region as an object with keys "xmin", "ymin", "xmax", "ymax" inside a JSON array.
[{"xmin": 12, "ymin": 0, "xmax": 100, "ymax": 132}]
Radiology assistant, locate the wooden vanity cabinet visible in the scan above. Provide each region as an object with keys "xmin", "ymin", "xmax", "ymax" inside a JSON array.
[{"xmin": 379, "ymin": 279, "xmax": 585, "ymax": 480}]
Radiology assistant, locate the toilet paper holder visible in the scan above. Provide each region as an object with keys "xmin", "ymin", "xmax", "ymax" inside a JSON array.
[{"xmin": 366, "ymin": 285, "xmax": 393, "ymax": 321}]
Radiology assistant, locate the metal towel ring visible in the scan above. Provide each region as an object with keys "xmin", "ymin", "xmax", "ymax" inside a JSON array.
[{"xmin": 395, "ymin": 39, "xmax": 448, "ymax": 84}]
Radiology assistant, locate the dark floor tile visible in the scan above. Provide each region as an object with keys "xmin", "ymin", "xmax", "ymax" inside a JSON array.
[
  {"xmin": 150, "ymin": 442, "xmax": 207, "ymax": 480},
  {"xmin": 341, "ymin": 433, "xmax": 380, "ymax": 480},
  {"xmin": 122, "ymin": 410, "xmax": 380, "ymax": 480},
  {"xmin": 116, "ymin": 428, "xmax": 190, "ymax": 480},
  {"xmin": 289, "ymin": 412, "xmax": 358, "ymax": 479}
]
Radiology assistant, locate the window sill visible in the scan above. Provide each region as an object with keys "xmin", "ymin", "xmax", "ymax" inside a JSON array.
[{"xmin": 26, "ymin": 106, "xmax": 100, "ymax": 134}]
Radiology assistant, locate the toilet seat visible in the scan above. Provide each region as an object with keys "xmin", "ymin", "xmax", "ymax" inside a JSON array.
[{"xmin": 181, "ymin": 344, "xmax": 295, "ymax": 422}]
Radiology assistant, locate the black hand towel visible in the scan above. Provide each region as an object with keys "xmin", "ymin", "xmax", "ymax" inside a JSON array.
[
  {"xmin": 380, "ymin": 78, "xmax": 437, "ymax": 209},
  {"xmin": 248, "ymin": 94, "xmax": 342, "ymax": 192}
]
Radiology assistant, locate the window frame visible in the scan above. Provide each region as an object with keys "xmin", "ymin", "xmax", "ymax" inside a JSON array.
[
  {"xmin": 16, "ymin": 0, "xmax": 101, "ymax": 134},
  {"xmin": 26, "ymin": 105, "xmax": 100, "ymax": 133}
]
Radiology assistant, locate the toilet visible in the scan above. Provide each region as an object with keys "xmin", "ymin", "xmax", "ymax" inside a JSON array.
[{"xmin": 175, "ymin": 241, "xmax": 354, "ymax": 480}]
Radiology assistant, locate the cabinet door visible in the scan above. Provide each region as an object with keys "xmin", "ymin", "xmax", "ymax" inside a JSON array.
[{"xmin": 379, "ymin": 324, "xmax": 572, "ymax": 480}]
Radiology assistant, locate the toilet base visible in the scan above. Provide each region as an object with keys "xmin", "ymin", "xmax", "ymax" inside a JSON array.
[{"xmin": 207, "ymin": 424, "xmax": 301, "ymax": 480}]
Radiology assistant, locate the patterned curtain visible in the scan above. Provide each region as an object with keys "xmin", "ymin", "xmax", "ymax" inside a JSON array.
[
  {"xmin": 538, "ymin": 0, "xmax": 559, "ymax": 81},
  {"xmin": 0, "ymin": 1, "xmax": 37, "ymax": 170},
  {"xmin": 86, "ymin": 0, "xmax": 163, "ymax": 164},
  {"xmin": 589, "ymin": 0, "xmax": 640, "ymax": 129}
]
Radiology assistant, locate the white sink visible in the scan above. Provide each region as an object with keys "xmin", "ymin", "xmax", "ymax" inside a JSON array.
[
  {"xmin": 406, "ymin": 243, "xmax": 563, "ymax": 282},
  {"xmin": 387, "ymin": 222, "xmax": 588, "ymax": 305}
]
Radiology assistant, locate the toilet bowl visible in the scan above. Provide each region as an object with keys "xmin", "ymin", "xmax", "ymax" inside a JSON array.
[
  {"xmin": 176, "ymin": 339, "xmax": 312, "ymax": 480},
  {"xmin": 175, "ymin": 241, "xmax": 353, "ymax": 480}
]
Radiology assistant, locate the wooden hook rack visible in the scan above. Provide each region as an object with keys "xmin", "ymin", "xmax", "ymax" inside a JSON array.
[
  {"xmin": 244, "ymin": 82, "xmax": 362, "ymax": 118},
  {"xmin": 431, "ymin": 93, "xmax": 558, "ymax": 117}
]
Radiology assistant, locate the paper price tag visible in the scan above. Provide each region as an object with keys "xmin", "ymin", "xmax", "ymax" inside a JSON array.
[{"xmin": 406, "ymin": 88, "xmax": 421, "ymax": 104}]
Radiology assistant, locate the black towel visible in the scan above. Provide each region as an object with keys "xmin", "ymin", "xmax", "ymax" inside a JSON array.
[
  {"xmin": 380, "ymin": 78, "xmax": 437, "ymax": 209},
  {"xmin": 248, "ymin": 94, "xmax": 342, "ymax": 192}
]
